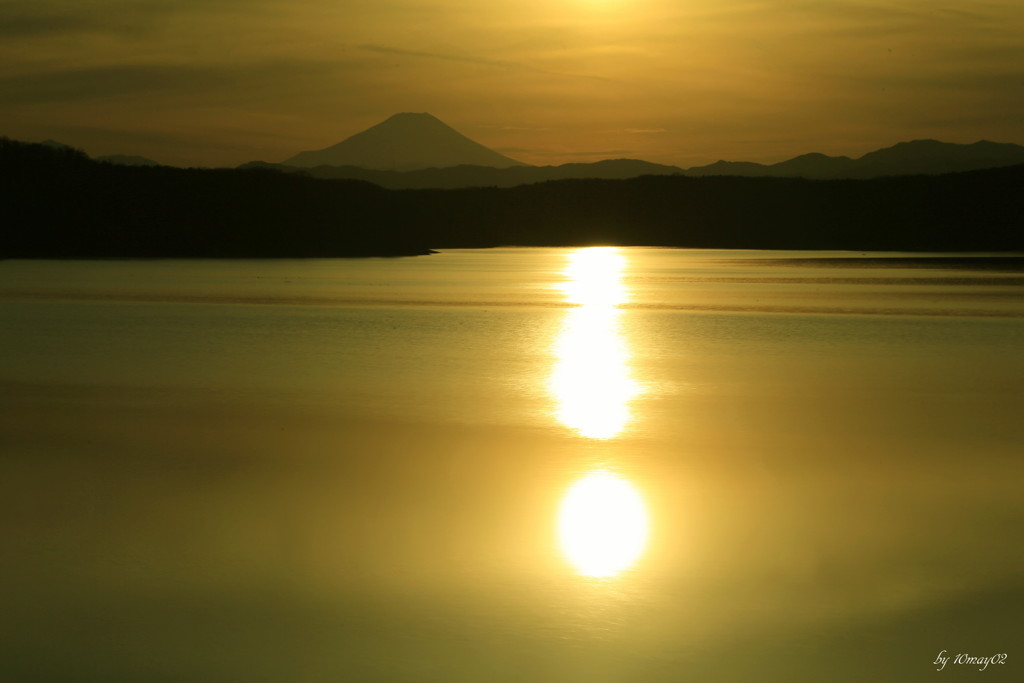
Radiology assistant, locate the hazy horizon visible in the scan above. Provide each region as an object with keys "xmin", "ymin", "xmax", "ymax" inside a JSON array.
[
  {"xmin": 2, "ymin": 1, "xmax": 1022, "ymax": 168},
  {"xmin": 12, "ymin": 119, "xmax": 1024, "ymax": 172}
]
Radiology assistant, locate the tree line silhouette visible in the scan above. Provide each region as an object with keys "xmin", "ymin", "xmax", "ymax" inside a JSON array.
[{"xmin": 2, "ymin": 137, "xmax": 1021, "ymax": 258}]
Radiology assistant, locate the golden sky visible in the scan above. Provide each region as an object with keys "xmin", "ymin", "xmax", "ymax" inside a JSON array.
[{"xmin": 2, "ymin": 0, "xmax": 1022, "ymax": 167}]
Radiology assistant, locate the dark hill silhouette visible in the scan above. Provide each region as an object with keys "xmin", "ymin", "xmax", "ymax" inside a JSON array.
[
  {"xmin": 686, "ymin": 139, "xmax": 1024, "ymax": 179},
  {"xmin": 96, "ymin": 154, "xmax": 162, "ymax": 167},
  {"xmin": 283, "ymin": 113, "xmax": 526, "ymax": 171},
  {"xmin": 29, "ymin": 139, "xmax": 166, "ymax": 167},
  {"xmin": 3, "ymin": 137, "xmax": 1021, "ymax": 258},
  {"xmin": 240, "ymin": 157, "xmax": 683, "ymax": 189},
  {"xmin": 0, "ymin": 138, "xmax": 432, "ymax": 258},
  {"xmin": 38, "ymin": 139, "xmax": 76, "ymax": 152}
]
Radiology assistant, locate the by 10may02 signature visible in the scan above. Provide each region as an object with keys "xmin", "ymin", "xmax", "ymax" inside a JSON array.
[{"xmin": 934, "ymin": 650, "xmax": 1008, "ymax": 671}]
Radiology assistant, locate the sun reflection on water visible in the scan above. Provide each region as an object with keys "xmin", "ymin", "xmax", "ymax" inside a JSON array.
[
  {"xmin": 558, "ymin": 246, "xmax": 629, "ymax": 308},
  {"xmin": 549, "ymin": 248, "xmax": 649, "ymax": 578},
  {"xmin": 558, "ymin": 470, "xmax": 649, "ymax": 578},
  {"xmin": 550, "ymin": 247, "xmax": 640, "ymax": 440}
]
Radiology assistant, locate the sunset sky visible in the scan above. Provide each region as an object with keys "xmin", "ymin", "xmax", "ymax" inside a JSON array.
[{"xmin": 2, "ymin": 0, "xmax": 1022, "ymax": 168}]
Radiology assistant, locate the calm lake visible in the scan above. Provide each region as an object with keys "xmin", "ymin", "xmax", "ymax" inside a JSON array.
[{"xmin": 1, "ymin": 247, "xmax": 1021, "ymax": 682}]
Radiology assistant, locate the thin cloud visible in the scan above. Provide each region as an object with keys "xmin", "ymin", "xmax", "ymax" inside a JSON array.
[
  {"xmin": 0, "ymin": 9, "xmax": 98, "ymax": 38},
  {"xmin": 0, "ymin": 65, "xmax": 221, "ymax": 105},
  {"xmin": 563, "ymin": 150, "xmax": 638, "ymax": 158},
  {"xmin": 0, "ymin": 0, "xmax": 273, "ymax": 38},
  {"xmin": 357, "ymin": 43, "xmax": 613, "ymax": 81},
  {"xmin": 0, "ymin": 61, "xmax": 341, "ymax": 106}
]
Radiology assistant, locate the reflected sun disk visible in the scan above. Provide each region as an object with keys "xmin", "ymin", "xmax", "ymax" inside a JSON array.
[{"xmin": 559, "ymin": 471, "xmax": 649, "ymax": 578}]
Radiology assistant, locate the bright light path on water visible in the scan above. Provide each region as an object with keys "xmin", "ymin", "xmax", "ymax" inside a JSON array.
[
  {"xmin": 550, "ymin": 247, "xmax": 640, "ymax": 439},
  {"xmin": 559, "ymin": 246, "xmax": 628, "ymax": 308},
  {"xmin": 559, "ymin": 471, "xmax": 649, "ymax": 578}
]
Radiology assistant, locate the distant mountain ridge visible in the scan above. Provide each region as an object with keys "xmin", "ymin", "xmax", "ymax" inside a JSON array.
[
  {"xmin": 247, "ymin": 138, "xmax": 1024, "ymax": 189},
  {"xmin": 282, "ymin": 112, "xmax": 526, "ymax": 170},
  {"xmin": 240, "ymin": 157, "xmax": 683, "ymax": 189},
  {"xmin": 256, "ymin": 117, "xmax": 1024, "ymax": 188},
  {"xmin": 19, "ymin": 117, "xmax": 1024, "ymax": 186},
  {"xmin": 686, "ymin": 139, "xmax": 1024, "ymax": 179}
]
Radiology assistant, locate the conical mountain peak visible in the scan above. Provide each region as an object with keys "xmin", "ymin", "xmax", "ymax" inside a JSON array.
[{"xmin": 284, "ymin": 113, "xmax": 525, "ymax": 170}]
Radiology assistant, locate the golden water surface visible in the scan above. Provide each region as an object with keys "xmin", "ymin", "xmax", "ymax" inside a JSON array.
[{"xmin": 1, "ymin": 247, "xmax": 1022, "ymax": 682}]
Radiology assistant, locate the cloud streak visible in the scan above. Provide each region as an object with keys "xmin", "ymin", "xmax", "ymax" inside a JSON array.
[{"xmin": 357, "ymin": 43, "xmax": 613, "ymax": 81}]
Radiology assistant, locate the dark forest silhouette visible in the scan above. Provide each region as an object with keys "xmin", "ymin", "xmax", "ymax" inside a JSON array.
[
  {"xmin": 2, "ymin": 137, "xmax": 1022, "ymax": 258},
  {"xmin": 1, "ymin": 139, "xmax": 432, "ymax": 258}
]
